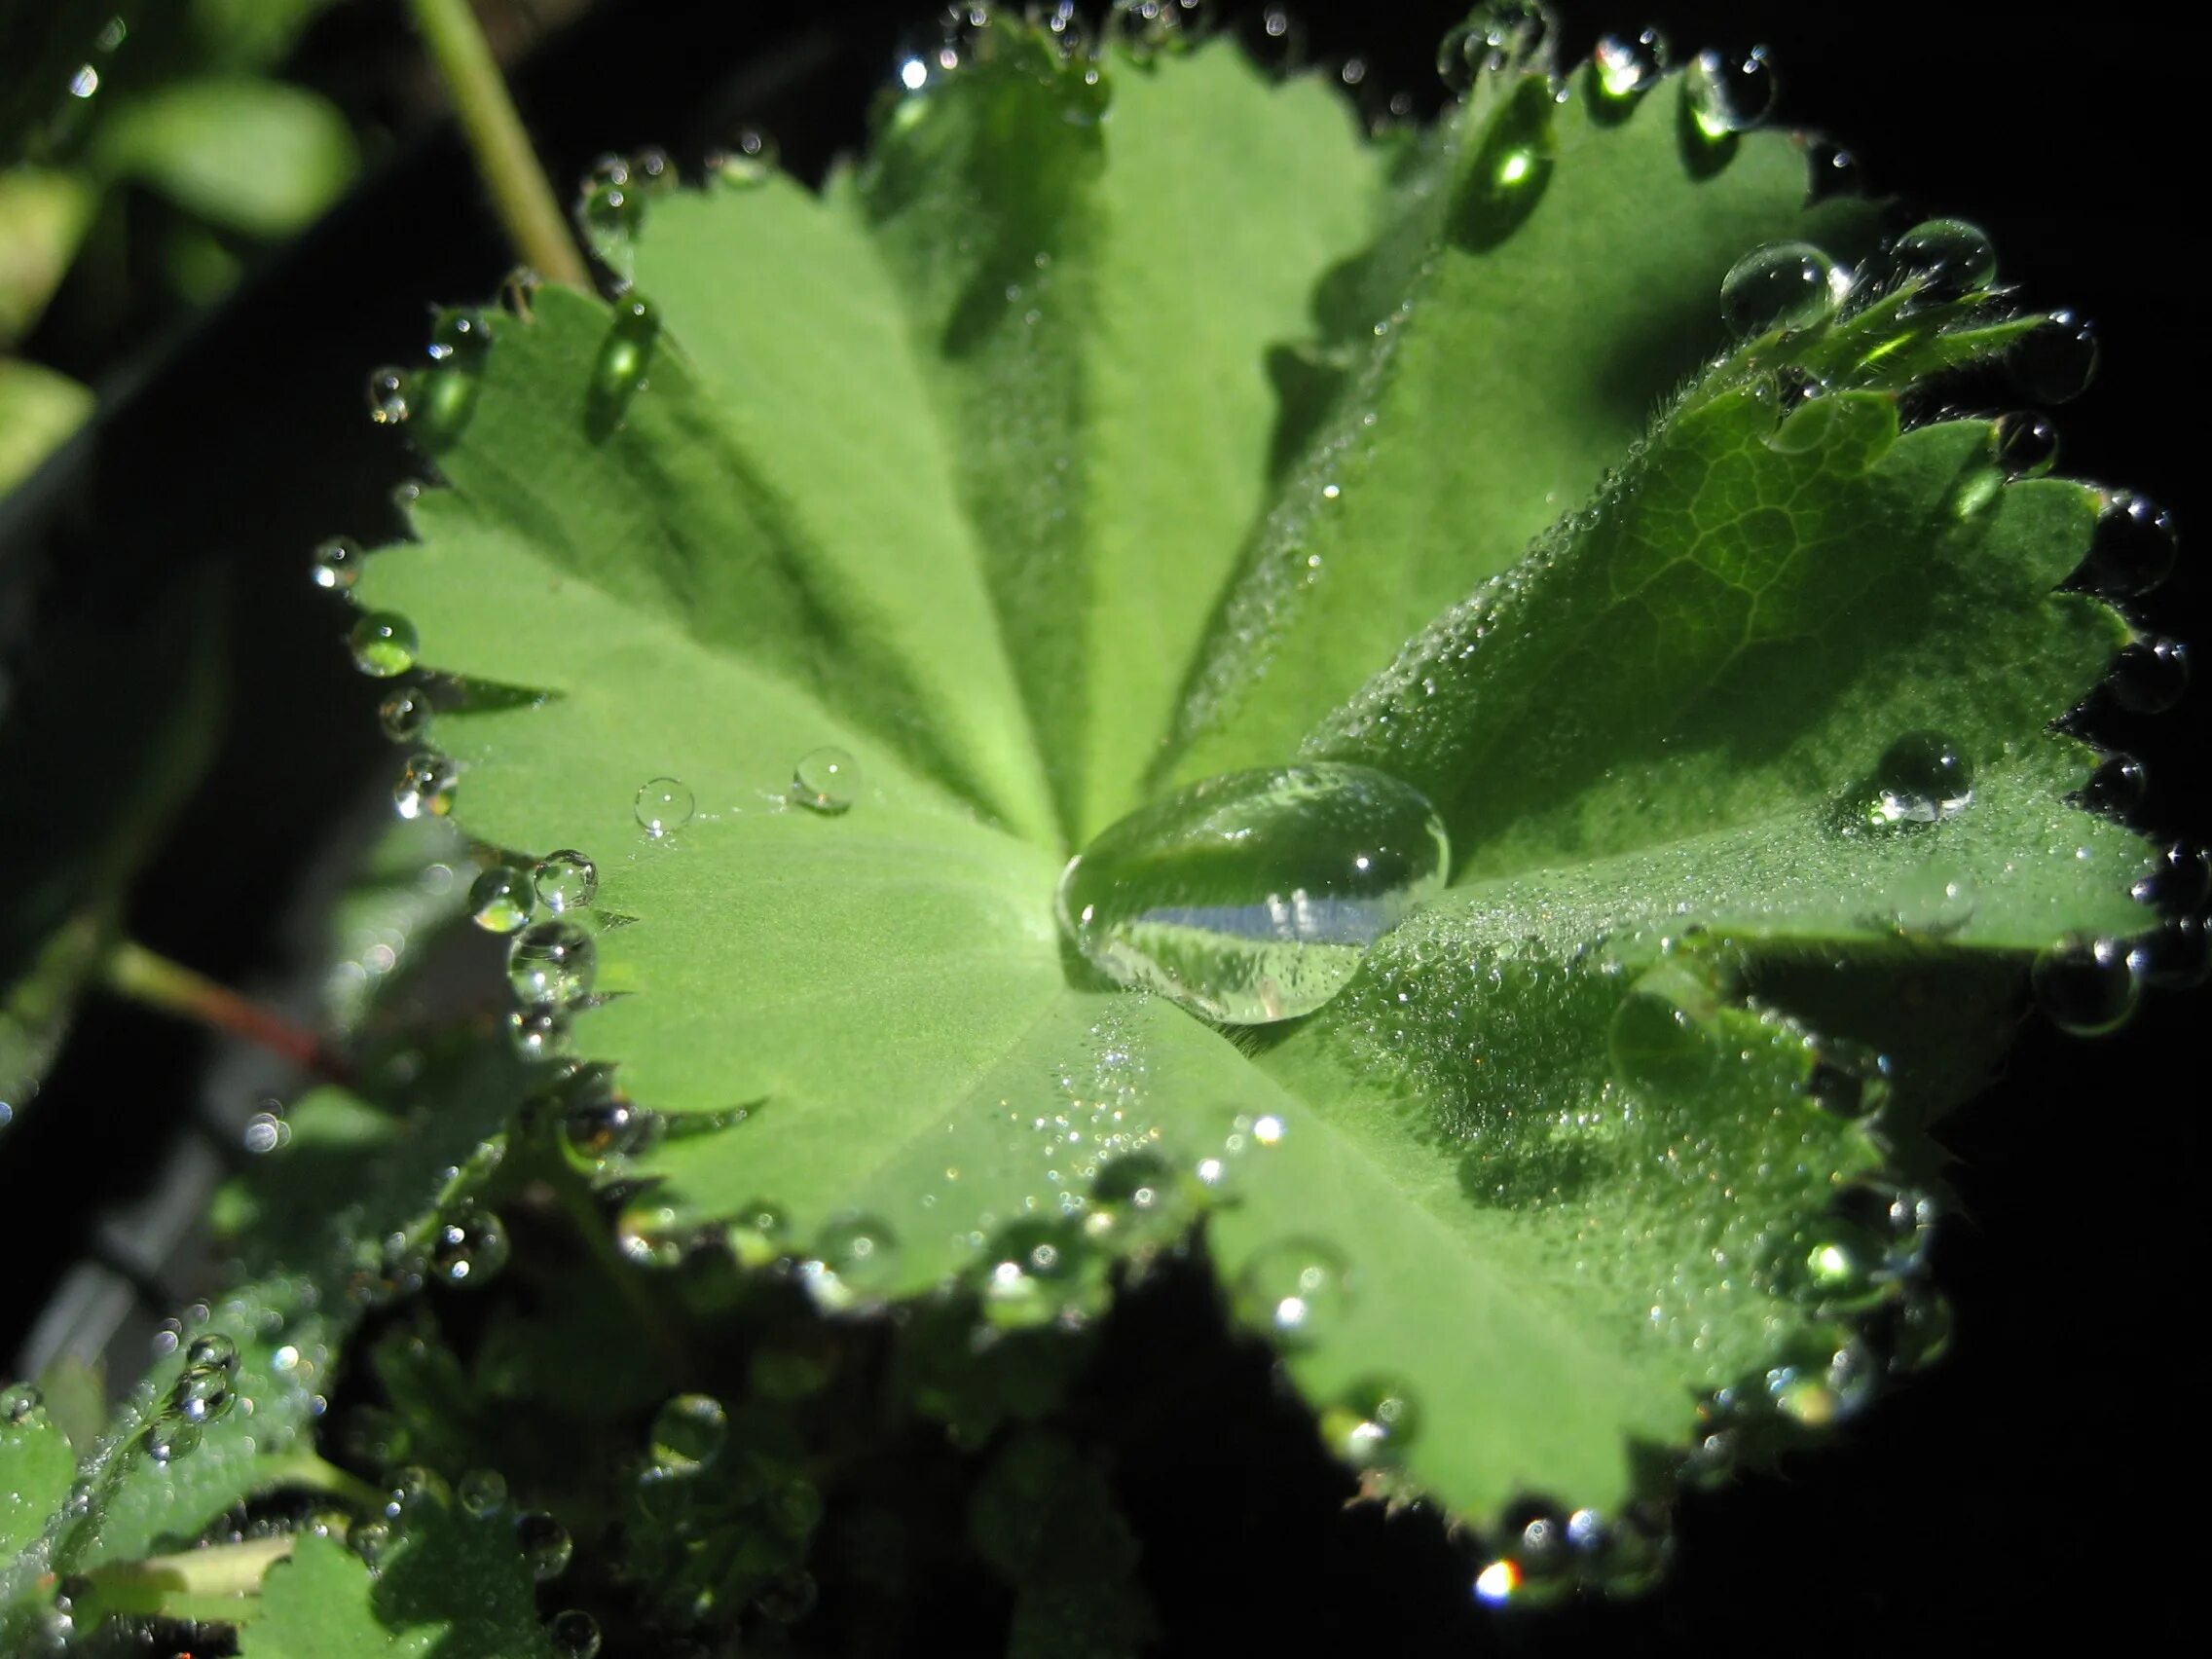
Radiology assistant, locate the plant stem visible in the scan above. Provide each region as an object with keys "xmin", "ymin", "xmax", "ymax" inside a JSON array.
[
  {"xmin": 408, "ymin": 0, "xmax": 590, "ymax": 289},
  {"xmin": 79, "ymin": 1532, "xmax": 297, "ymax": 1619},
  {"xmin": 100, "ymin": 940, "xmax": 338, "ymax": 1081}
]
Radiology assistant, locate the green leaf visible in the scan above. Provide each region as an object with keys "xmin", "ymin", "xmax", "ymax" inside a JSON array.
[
  {"xmin": 0, "ymin": 356, "xmax": 91, "ymax": 494},
  {"xmin": 0, "ymin": 170, "xmax": 93, "ymax": 345},
  {"xmin": 92, "ymin": 78, "xmax": 356, "ymax": 238},
  {"xmin": 240, "ymin": 1503, "xmax": 553, "ymax": 1659},
  {"xmin": 1, "ymin": 1395, "xmax": 76, "ymax": 1566},
  {"xmin": 346, "ymin": 22, "xmax": 2154, "ymax": 1559}
]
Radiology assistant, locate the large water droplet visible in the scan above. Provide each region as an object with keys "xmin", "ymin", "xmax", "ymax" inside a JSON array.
[
  {"xmin": 2129, "ymin": 916, "xmax": 2211, "ymax": 990},
  {"xmin": 548, "ymin": 1607, "xmax": 599, "ymax": 1658},
  {"xmin": 649, "ymin": 1393, "xmax": 728, "ymax": 1473},
  {"xmin": 169, "ymin": 1364, "xmax": 235, "ymax": 1425},
  {"xmin": 415, "ymin": 309, "xmax": 490, "ymax": 448},
  {"xmin": 145, "ymin": 1417, "xmax": 202, "ymax": 1462},
  {"xmin": 2075, "ymin": 494, "xmax": 2177, "ymax": 598},
  {"xmin": 1882, "ymin": 218, "xmax": 1997, "ymax": 303},
  {"xmin": 469, "ymin": 867, "xmax": 535, "ymax": 935},
  {"xmin": 1319, "ymin": 1374, "xmax": 1421, "ymax": 1465},
  {"xmin": 533, "ymin": 851, "xmax": 598, "ymax": 912},
  {"xmin": 458, "ymin": 1468, "xmax": 507, "ymax": 1516},
  {"xmin": 1607, "ymin": 960, "xmax": 1722, "ymax": 1100},
  {"xmin": 1437, "ymin": 2, "xmax": 1555, "ymax": 92},
  {"xmin": 350, "ymin": 612, "xmax": 418, "ymax": 678},
  {"xmin": 1990, "ymin": 411, "xmax": 2057, "ymax": 479},
  {"xmin": 2078, "ymin": 753, "xmax": 2147, "ymax": 821},
  {"xmin": 586, "ymin": 296, "xmax": 659, "ymax": 440},
  {"xmin": 378, "ymin": 684, "xmax": 429, "ymax": 743},
  {"xmin": 2, "ymin": 1382, "xmax": 42, "ymax": 1424},
  {"xmin": 1590, "ymin": 28, "xmax": 1668, "ymax": 108},
  {"xmin": 507, "ymin": 920, "xmax": 596, "ymax": 1006},
  {"xmin": 711, "ymin": 125, "xmax": 778, "ymax": 188},
  {"xmin": 1234, "ymin": 1236, "xmax": 1350, "ymax": 1343},
  {"xmin": 1455, "ymin": 74, "xmax": 1556, "ymax": 249},
  {"xmin": 2008, "ymin": 311, "xmax": 2099, "ymax": 404},
  {"xmin": 635, "ymin": 777, "xmax": 693, "ymax": 838},
  {"xmin": 519, "ymin": 1512, "xmax": 574, "ymax": 1582},
  {"xmin": 2032, "ymin": 934, "xmax": 2138, "ymax": 1036},
  {"xmin": 2108, "ymin": 637, "xmax": 2190, "ymax": 713},
  {"xmin": 1864, "ymin": 730, "xmax": 1973, "ymax": 829},
  {"xmin": 1719, "ymin": 240, "xmax": 1841, "ymax": 337},
  {"xmin": 1056, "ymin": 763, "xmax": 1449, "ymax": 1024},
  {"xmin": 1685, "ymin": 46, "xmax": 1774, "ymax": 139},
  {"xmin": 392, "ymin": 754, "xmax": 458, "ymax": 821},
  {"xmin": 2132, "ymin": 842, "xmax": 2210, "ymax": 913},
  {"xmin": 806, "ymin": 1214, "xmax": 900, "ymax": 1309},
  {"xmin": 185, "ymin": 1332, "xmax": 238, "ymax": 1372}
]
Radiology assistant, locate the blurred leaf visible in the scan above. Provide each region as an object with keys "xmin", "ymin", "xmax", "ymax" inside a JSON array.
[
  {"xmin": 0, "ymin": 169, "xmax": 93, "ymax": 343},
  {"xmin": 93, "ymin": 77, "xmax": 356, "ymax": 238},
  {"xmin": 0, "ymin": 357, "xmax": 92, "ymax": 492}
]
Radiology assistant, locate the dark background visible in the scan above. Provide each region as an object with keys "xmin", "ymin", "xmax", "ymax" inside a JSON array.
[{"xmin": 0, "ymin": 2, "xmax": 2199, "ymax": 1653}]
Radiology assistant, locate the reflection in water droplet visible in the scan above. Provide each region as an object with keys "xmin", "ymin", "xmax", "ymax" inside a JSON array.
[
  {"xmin": 507, "ymin": 920, "xmax": 595, "ymax": 1006},
  {"xmin": 2032, "ymin": 934, "xmax": 2138, "ymax": 1036},
  {"xmin": 1320, "ymin": 1374, "xmax": 1421, "ymax": 1464},
  {"xmin": 2108, "ymin": 637, "xmax": 2190, "ymax": 713},
  {"xmin": 1234, "ymin": 1236, "xmax": 1350, "ymax": 1343},
  {"xmin": 533, "ymin": 851, "xmax": 598, "ymax": 913},
  {"xmin": 1990, "ymin": 411, "xmax": 2056, "ymax": 480},
  {"xmin": 1436, "ymin": 2, "xmax": 1554, "ymax": 91},
  {"xmin": 2132, "ymin": 842, "xmax": 2210, "ymax": 913},
  {"xmin": 2076, "ymin": 494, "xmax": 2177, "ymax": 598},
  {"xmin": 1883, "ymin": 218, "xmax": 1997, "ymax": 302},
  {"xmin": 350, "ymin": 613, "xmax": 418, "ymax": 678},
  {"xmin": 311, "ymin": 536, "xmax": 361, "ymax": 592},
  {"xmin": 469, "ymin": 867, "xmax": 535, "ymax": 934},
  {"xmin": 792, "ymin": 747, "xmax": 859, "ymax": 814},
  {"xmin": 1057, "ymin": 763, "xmax": 1449, "ymax": 1024},
  {"xmin": 649, "ymin": 1392, "xmax": 728, "ymax": 1473},
  {"xmin": 1607, "ymin": 961, "xmax": 1720, "ymax": 1101},
  {"xmin": 392, "ymin": 754, "xmax": 458, "ymax": 821},
  {"xmin": 146, "ymin": 1417, "xmax": 202, "ymax": 1462},
  {"xmin": 2128, "ymin": 916, "xmax": 2210, "ymax": 989},
  {"xmin": 1685, "ymin": 46, "xmax": 1775, "ymax": 139},
  {"xmin": 185, "ymin": 1332, "xmax": 238, "ymax": 1372},
  {"xmin": 805, "ymin": 1214, "xmax": 900, "ymax": 1309},
  {"xmin": 1800, "ymin": 1038, "xmax": 1891, "ymax": 1119},
  {"xmin": 169, "ymin": 1365, "xmax": 234, "ymax": 1424},
  {"xmin": 2008, "ymin": 311, "xmax": 2099, "ymax": 404},
  {"xmin": 635, "ymin": 776, "xmax": 694, "ymax": 837},
  {"xmin": 1718, "ymin": 240, "xmax": 1841, "ymax": 338},
  {"xmin": 586, "ymin": 297, "xmax": 660, "ymax": 440}
]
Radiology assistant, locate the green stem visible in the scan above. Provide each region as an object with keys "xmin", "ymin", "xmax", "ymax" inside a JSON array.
[
  {"xmin": 254, "ymin": 1445, "xmax": 387, "ymax": 1511},
  {"xmin": 78, "ymin": 1532, "xmax": 297, "ymax": 1621},
  {"xmin": 101, "ymin": 940, "xmax": 340, "ymax": 1081},
  {"xmin": 408, "ymin": 0, "xmax": 590, "ymax": 288}
]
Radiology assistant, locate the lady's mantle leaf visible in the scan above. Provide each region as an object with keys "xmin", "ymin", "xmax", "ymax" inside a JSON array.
[{"xmin": 345, "ymin": 23, "xmax": 2156, "ymax": 1542}]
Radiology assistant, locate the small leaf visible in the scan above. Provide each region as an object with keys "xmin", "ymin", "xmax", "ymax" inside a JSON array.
[{"xmin": 1, "ymin": 1392, "xmax": 75, "ymax": 1566}]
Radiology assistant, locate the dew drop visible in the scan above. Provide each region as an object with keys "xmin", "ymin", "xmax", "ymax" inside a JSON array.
[
  {"xmin": 725, "ymin": 1198, "xmax": 791, "ymax": 1268},
  {"xmin": 2075, "ymin": 493, "xmax": 2177, "ymax": 598},
  {"xmin": 1990, "ymin": 411, "xmax": 2057, "ymax": 480},
  {"xmin": 649, "ymin": 1392, "xmax": 728, "ymax": 1473},
  {"xmin": 533, "ymin": 850, "xmax": 598, "ymax": 913},
  {"xmin": 806, "ymin": 1214, "xmax": 900, "ymax": 1309},
  {"xmin": 378, "ymin": 684, "xmax": 429, "ymax": 742},
  {"xmin": 350, "ymin": 1519, "xmax": 392, "ymax": 1567},
  {"xmin": 1797, "ymin": 1219, "xmax": 1887, "ymax": 1310},
  {"xmin": 1436, "ymin": 2, "xmax": 1554, "ymax": 92},
  {"xmin": 1590, "ymin": 28, "xmax": 1667, "ymax": 106},
  {"xmin": 1607, "ymin": 961, "xmax": 1721, "ymax": 1101},
  {"xmin": 458, "ymin": 1468, "xmax": 508, "ymax": 1516},
  {"xmin": 1319, "ymin": 1374, "xmax": 1420, "ymax": 1465},
  {"xmin": 509, "ymin": 1004, "xmax": 571, "ymax": 1061},
  {"xmin": 415, "ymin": 309, "xmax": 489, "ymax": 448},
  {"xmin": 1234, "ymin": 1236, "xmax": 1350, "ymax": 1343},
  {"xmin": 2, "ymin": 1382, "xmax": 42, "ymax": 1423},
  {"xmin": 1684, "ymin": 46, "xmax": 1774, "ymax": 139},
  {"xmin": 1881, "ymin": 866, "xmax": 1976, "ymax": 939},
  {"xmin": 429, "ymin": 1204, "xmax": 510, "ymax": 1286},
  {"xmin": 2031, "ymin": 933, "xmax": 2139, "ymax": 1036},
  {"xmin": 2108, "ymin": 636, "xmax": 2191, "ymax": 713},
  {"xmin": 1882, "ymin": 218, "xmax": 1997, "ymax": 303},
  {"xmin": 712, "ymin": 125, "xmax": 779, "ymax": 187},
  {"xmin": 145, "ymin": 1417, "xmax": 202, "ymax": 1462},
  {"xmin": 506, "ymin": 920, "xmax": 596, "ymax": 1006},
  {"xmin": 792, "ymin": 746, "xmax": 859, "ymax": 814},
  {"xmin": 1805, "ymin": 137, "xmax": 1861, "ymax": 202},
  {"xmin": 562, "ymin": 1095, "xmax": 661, "ymax": 1162},
  {"xmin": 548, "ymin": 1607, "xmax": 599, "ymax": 1658},
  {"xmin": 2132, "ymin": 842, "xmax": 2211, "ymax": 913},
  {"xmin": 185, "ymin": 1332, "xmax": 238, "ymax": 1373},
  {"xmin": 1057, "ymin": 763, "xmax": 1448, "ymax": 1024},
  {"xmin": 1863, "ymin": 1287, "xmax": 1954, "ymax": 1376},
  {"xmin": 1800, "ymin": 1038, "xmax": 1891, "ymax": 1119},
  {"xmin": 586, "ymin": 296, "xmax": 660, "ymax": 441},
  {"xmin": 982, "ymin": 1219, "xmax": 1085, "ymax": 1329},
  {"xmin": 1455, "ymin": 75, "xmax": 1556, "ymax": 249},
  {"xmin": 350, "ymin": 612, "xmax": 418, "ymax": 678},
  {"xmin": 365, "ymin": 365, "xmax": 411, "ymax": 424},
  {"xmin": 2078, "ymin": 754, "xmax": 2147, "ymax": 821},
  {"xmin": 469, "ymin": 867, "xmax": 535, "ymax": 935},
  {"xmin": 2008, "ymin": 310, "xmax": 2099, "ymax": 404},
  {"xmin": 310, "ymin": 535, "xmax": 362, "ymax": 592},
  {"xmin": 1864, "ymin": 730, "xmax": 1972, "ymax": 829},
  {"xmin": 1719, "ymin": 240, "xmax": 1841, "ymax": 338},
  {"xmin": 392, "ymin": 753, "xmax": 458, "ymax": 821},
  {"xmin": 635, "ymin": 777, "xmax": 694, "ymax": 838},
  {"xmin": 1768, "ymin": 1335, "xmax": 1878, "ymax": 1426},
  {"xmin": 2127, "ymin": 915, "xmax": 2211, "ymax": 990},
  {"xmin": 519, "ymin": 1512, "xmax": 574, "ymax": 1582}
]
